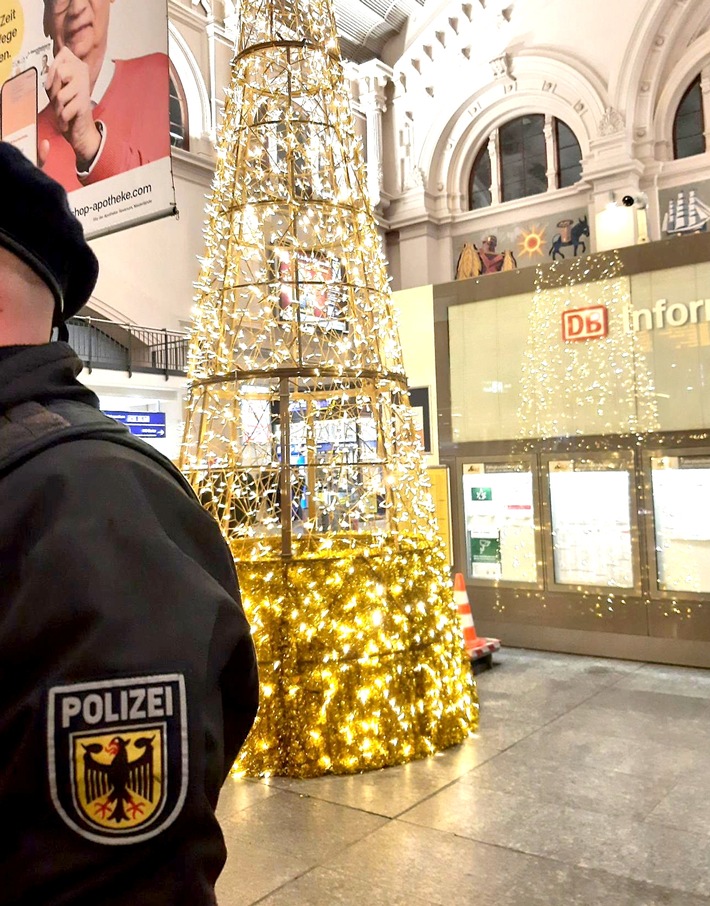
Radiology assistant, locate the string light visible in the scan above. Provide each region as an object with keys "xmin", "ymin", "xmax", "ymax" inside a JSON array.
[
  {"xmin": 231, "ymin": 535, "xmax": 474, "ymax": 778},
  {"xmin": 508, "ymin": 251, "xmax": 667, "ymax": 618},
  {"xmin": 179, "ymin": 0, "xmax": 477, "ymax": 777},
  {"xmin": 518, "ymin": 251, "xmax": 658, "ymax": 440}
]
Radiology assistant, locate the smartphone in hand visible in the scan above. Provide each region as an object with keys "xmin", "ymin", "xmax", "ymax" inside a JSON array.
[{"xmin": 1, "ymin": 68, "xmax": 39, "ymax": 166}]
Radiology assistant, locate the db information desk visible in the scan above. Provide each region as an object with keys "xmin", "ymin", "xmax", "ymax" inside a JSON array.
[{"xmin": 434, "ymin": 233, "xmax": 710, "ymax": 668}]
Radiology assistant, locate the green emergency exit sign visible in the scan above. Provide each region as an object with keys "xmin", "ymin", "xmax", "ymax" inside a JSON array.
[{"xmin": 471, "ymin": 487, "xmax": 492, "ymax": 501}]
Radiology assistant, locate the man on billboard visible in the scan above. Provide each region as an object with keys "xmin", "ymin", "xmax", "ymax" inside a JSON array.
[{"xmin": 38, "ymin": 0, "xmax": 171, "ymax": 191}]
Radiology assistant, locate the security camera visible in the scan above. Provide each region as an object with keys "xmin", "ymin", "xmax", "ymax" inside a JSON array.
[{"xmin": 621, "ymin": 192, "xmax": 648, "ymax": 209}]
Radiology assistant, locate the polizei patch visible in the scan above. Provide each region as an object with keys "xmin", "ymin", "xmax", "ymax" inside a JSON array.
[{"xmin": 47, "ymin": 674, "xmax": 188, "ymax": 844}]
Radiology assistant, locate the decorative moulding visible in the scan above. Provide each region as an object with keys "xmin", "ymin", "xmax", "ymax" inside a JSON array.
[
  {"xmin": 598, "ymin": 106, "xmax": 626, "ymax": 137},
  {"xmin": 490, "ymin": 53, "xmax": 515, "ymax": 82}
]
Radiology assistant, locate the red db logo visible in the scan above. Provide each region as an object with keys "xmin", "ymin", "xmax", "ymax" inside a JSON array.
[{"xmin": 561, "ymin": 306, "xmax": 609, "ymax": 342}]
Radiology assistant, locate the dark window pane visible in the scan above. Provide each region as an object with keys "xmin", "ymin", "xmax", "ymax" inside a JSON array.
[
  {"xmin": 554, "ymin": 120, "xmax": 576, "ymax": 149},
  {"xmin": 554, "ymin": 118, "xmax": 582, "ymax": 188},
  {"xmin": 680, "ymin": 84, "xmax": 702, "ymax": 113},
  {"xmin": 674, "ymin": 76, "xmax": 705, "ymax": 159},
  {"xmin": 676, "ymin": 133, "xmax": 705, "ymax": 159},
  {"xmin": 559, "ymin": 163, "xmax": 582, "ymax": 188},
  {"xmin": 527, "ymin": 134, "xmax": 546, "ymax": 155},
  {"xmin": 506, "ymin": 119, "xmax": 523, "ymax": 140},
  {"xmin": 676, "ymin": 113, "xmax": 701, "ymax": 139},
  {"xmin": 558, "ymin": 145, "xmax": 580, "ymax": 169},
  {"xmin": 169, "ymin": 75, "xmax": 188, "ymax": 150},
  {"xmin": 556, "ymin": 120, "xmax": 577, "ymax": 150},
  {"xmin": 500, "ymin": 136, "xmax": 521, "ymax": 155},
  {"xmin": 500, "ymin": 114, "xmax": 547, "ymax": 202},
  {"xmin": 504, "ymin": 182, "xmax": 524, "ymax": 200},
  {"xmin": 469, "ymin": 144, "xmax": 492, "ymax": 210},
  {"xmin": 528, "ymin": 162, "xmax": 547, "ymax": 188}
]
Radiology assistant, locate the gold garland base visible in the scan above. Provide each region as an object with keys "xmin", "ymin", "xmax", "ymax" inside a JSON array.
[{"xmin": 231, "ymin": 533, "xmax": 478, "ymax": 778}]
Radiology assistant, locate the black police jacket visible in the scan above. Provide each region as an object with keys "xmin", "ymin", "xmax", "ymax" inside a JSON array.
[{"xmin": 0, "ymin": 343, "xmax": 259, "ymax": 905}]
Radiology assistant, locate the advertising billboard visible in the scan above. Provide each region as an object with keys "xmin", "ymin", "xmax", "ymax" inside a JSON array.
[{"xmin": 0, "ymin": 0, "xmax": 176, "ymax": 239}]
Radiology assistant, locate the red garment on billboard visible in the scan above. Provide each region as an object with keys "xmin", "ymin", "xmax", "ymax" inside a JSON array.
[{"xmin": 38, "ymin": 53, "xmax": 170, "ymax": 193}]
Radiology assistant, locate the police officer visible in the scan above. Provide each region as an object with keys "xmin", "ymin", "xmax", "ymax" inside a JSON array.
[{"xmin": 0, "ymin": 142, "xmax": 259, "ymax": 905}]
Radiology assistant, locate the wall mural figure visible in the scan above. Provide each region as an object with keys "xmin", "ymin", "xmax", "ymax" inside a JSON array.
[
  {"xmin": 455, "ymin": 242, "xmax": 481, "ymax": 278},
  {"xmin": 455, "ymin": 235, "xmax": 516, "ymax": 279},
  {"xmin": 549, "ymin": 216, "xmax": 589, "ymax": 260},
  {"xmin": 479, "ymin": 235, "xmax": 516, "ymax": 273},
  {"xmin": 517, "ymin": 224, "xmax": 547, "ymax": 261},
  {"xmin": 662, "ymin": 190, "xmax": 710, "ymax": 235}
]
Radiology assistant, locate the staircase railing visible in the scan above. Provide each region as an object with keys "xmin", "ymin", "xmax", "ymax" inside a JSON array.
[{"xmin": 68, "ymin": 316, "xmax": 190, "ymax": 380}]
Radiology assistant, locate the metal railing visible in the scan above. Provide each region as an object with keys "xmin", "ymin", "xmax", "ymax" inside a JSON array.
[{"xmin": 68, "ymin": 316, "xmax": 190, "ymax": 379}]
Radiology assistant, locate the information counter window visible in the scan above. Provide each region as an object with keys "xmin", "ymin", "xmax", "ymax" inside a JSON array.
[
  {"xmin": 651, "ymin": 455, "xmax": 710, "ymax": 594},
  {"xmin": 547, "ymin": 457, "xmax": 635, "ymax": 589},
  {"xmin": 462, "ymin": 461, "xmax": 539, "ymax": 583}
]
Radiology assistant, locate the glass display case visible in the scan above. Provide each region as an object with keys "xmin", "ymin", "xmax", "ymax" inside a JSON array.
[
  {"xmin": 462, "ymin": 459, "xmax": 539, "ymax": 583},
  {"xmin": 545, "ymin": 454, "xmax": 637, "ymax": 590},
  {"xmin": 650, "ymin": 454, "xmax": 710, "ymax": 594}
]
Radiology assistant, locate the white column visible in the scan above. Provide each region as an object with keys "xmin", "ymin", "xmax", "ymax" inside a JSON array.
[
  {"xmin": 224, "ymin": 14, "xmax": 239, "ymax": 41},
  {"xmin": 357, "ymin": 61, "xmax": 393, "ymax": 210},
  {"xmin": 205, "ymin": 17, "xmax": 219, "ymax": 141}
]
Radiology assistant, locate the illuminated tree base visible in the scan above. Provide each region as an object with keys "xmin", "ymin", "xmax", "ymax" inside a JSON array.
[{"xmin": 231, "ymin": 534, "xmax": 478, "ymax": 778}]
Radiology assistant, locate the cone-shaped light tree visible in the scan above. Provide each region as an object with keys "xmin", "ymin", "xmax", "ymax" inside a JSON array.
[{"xmin": 179, "ymin": 0, "xmax": 477, "ymax": 777}]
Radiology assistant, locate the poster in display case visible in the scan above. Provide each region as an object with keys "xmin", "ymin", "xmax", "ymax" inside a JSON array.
[
  {"xmin": 408, "ymin": 387, "xmax": 432, "ymax": 453},
  {"xmin": 274, "ymin": 247, "xmax": 347, "ymax": 333},
  {"xmin": 547, "ymin": 458, "xmax": 635, "ymax": 589},
  {"xmin": 651, "ymin": 455, "xmax": 710, "ymax": 594},
  {"xmin": 462, "ymin": 461, "xmax": 539, "ymax": 583},
  {"xmin": 427, "ymin": 466, "xmax": 453, "ymax": 565}
]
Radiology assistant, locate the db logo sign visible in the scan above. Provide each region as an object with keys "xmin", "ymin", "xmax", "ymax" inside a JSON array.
[{"xmin": 561, "ymin": 306, "xmax": 609, "ymax": 342}]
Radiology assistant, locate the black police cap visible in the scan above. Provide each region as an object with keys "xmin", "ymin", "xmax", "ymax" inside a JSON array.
[{"xmin": 0, "ymin": 141, "xmax": 99, "ymax": 323}]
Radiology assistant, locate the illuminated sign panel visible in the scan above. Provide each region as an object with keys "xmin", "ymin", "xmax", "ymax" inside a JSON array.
[{"xmin": 561, "ymin": 305, "xmax": 609, "ymax": 342}]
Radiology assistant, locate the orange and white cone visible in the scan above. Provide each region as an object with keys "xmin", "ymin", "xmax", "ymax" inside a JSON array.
[{"xmin": 453, "ymin": 572, "xmax": 501, "ymax": 662}]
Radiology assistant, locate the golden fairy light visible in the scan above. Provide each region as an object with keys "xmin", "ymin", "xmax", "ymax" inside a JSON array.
[
  {"xmin": 179, "ymin": 0, "xmax": 476, "ymax": 777},
  {"xmin": 518, "ymin": 250, "xmax": 659, "ymax": 440},
  {"xmin": 511, "ymin": 250, "xmax": 660, "ymax": 621}
]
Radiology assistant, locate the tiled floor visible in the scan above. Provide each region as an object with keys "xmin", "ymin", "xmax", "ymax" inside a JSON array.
[{"xmin": 216, "ymin": 648, "xmax": 710, "ymax": 905}]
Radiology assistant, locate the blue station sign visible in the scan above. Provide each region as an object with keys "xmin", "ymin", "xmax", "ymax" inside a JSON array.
[{"xmin": 104, "ymin": 411, "xmax": 167, "ymax": 438}]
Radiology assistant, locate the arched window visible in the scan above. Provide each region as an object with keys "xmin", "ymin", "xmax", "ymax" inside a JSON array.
[
  {"xmin": 169, "ymin": 65, "xmax": 189, "ymax": 151},
  {"xmin": 673, "ymin": 75, "xmax": 705, "ymax": 160},
  {"xmin": 468, "ymin": 115, "xmax": 582, "ymax": 209}
]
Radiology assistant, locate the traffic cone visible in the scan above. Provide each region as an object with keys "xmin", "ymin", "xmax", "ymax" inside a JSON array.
[
  {"xmin": 454, "ymin": 572, "xmax": 477, "ymax": 655},
  {"xmin": 453, "ymin": 573, "xmax": 501, "ymax": 663}
]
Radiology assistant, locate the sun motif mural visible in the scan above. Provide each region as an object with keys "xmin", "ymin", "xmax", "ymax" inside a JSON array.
[{"xmin": 517, "ymin": 224, "xmax": 547, "ymax": 260}]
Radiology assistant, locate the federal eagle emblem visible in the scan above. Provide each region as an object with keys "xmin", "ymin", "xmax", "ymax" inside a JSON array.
[
  {"xmin": 48, "ymin": 674, "xmax": 188, "ymax": 844},
  {"xmin": 76, "ymin": 731, "xmax": 161, "ymax": 829}
]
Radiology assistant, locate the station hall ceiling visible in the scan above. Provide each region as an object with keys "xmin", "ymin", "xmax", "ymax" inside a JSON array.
[{"xmin": 334, "ymin": 0, "xmax": 426, "ymax": 62}]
